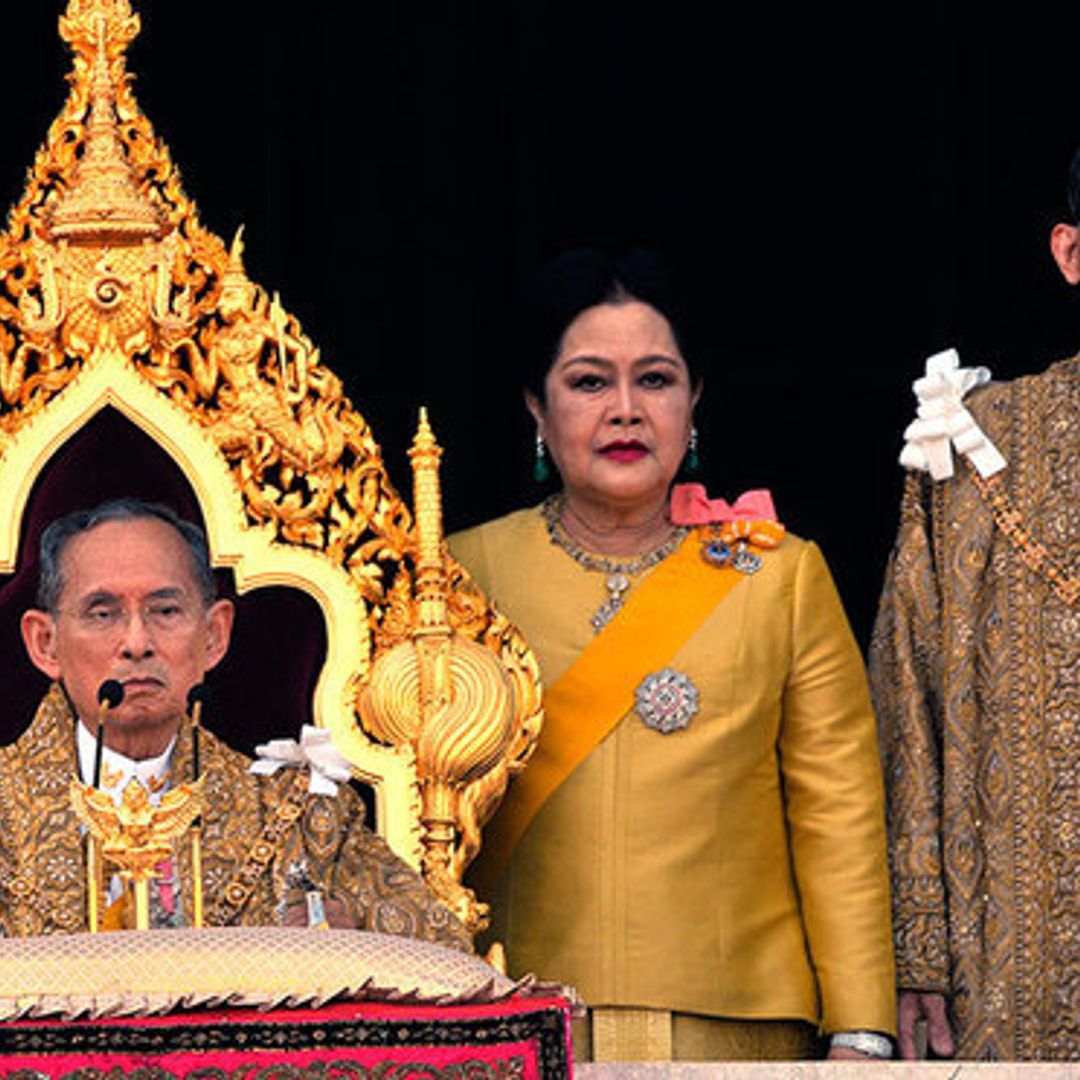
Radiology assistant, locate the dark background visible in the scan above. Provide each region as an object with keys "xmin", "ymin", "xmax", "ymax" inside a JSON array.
[{"xmin": 3, "ymin": 1, "xmax": 1079, "ymax": 648}]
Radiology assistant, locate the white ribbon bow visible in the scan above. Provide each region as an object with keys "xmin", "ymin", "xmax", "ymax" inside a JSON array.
[
  {"xmin": 250, "ymin": 725, "xmax": 353, "ymax": 797},
  {"xmin": 899, "ymin": 348, "xmax": 1007, "ymax": 481}
]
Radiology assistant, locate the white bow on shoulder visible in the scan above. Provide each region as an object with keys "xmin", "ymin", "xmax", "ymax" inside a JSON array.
[
  {"xmin": 250, "ymin": 725, "xmax": 353, "ymax": 796},
  {"xmin": 899, "ymin": 348, "xmax": 1007, "ymax": 480}
]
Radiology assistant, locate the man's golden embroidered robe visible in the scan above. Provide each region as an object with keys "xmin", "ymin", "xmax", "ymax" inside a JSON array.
[
  {"xmin": 870, "ymin": 356, "xmax": 1079, "ymax": 1060},
  {"xmin": 0, "ymin": 685, "xmax": 469, "ymax": 951}
]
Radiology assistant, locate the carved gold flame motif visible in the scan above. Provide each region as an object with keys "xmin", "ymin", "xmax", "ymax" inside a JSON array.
[{"xmin": 0, "ymin": 0, "xmax": 543, "ymax": 934}]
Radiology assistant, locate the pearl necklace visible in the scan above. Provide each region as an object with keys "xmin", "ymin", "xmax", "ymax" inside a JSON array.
[{"xmin": 542, "ymin": 495, "xmax": 689, "ymax": 633}]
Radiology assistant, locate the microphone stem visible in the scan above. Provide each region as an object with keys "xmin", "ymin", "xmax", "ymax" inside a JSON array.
[
  {"xmin": 191, "ymin": 700, "xmax": 201, "ymax": 782},
  {"xmin": 87, "ymin": 701, "xmax": 109, "ymax": 932},
  {"xmin": 86, "ymin": 838, "xmax": 101, "ymax": 933},
  {"xmin": 190, "ymin": 696, "xmax": 203, "ymax": 928},
  {"xmin": 92, "ymin": 721, "xmax": 105, "ymax": 788},
  {"xmin": 191, "ymin": 829, "xmax": 204, "ymax": 928}
]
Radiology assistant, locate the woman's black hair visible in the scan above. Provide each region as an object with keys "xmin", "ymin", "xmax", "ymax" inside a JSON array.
[{"xmin": 519, "ymin": 247, "xmax": 702, "ymax": 405}]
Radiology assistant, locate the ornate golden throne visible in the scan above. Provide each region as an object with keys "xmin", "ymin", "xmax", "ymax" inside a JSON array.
[{"xmin": 0, "ymin": 0, "xmax": 542, "ymax": 938}]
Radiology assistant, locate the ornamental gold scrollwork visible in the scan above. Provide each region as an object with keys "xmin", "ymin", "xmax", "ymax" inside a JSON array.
[{"xmin": 0, "ymin": 0, "xmax": 543, "ymax": 934}]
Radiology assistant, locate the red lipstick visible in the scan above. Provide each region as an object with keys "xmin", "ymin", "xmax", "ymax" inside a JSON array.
[{"xmin": 599, "ymin": 439, "xmax": 648, "ymax": 462}]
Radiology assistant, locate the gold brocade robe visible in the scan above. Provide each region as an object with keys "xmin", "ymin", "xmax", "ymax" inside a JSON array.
[
  {"xmin": 870, "ymin": 356, "xmax": 1080, "ymax": 1060},
  {"xmin": 0, "ymin": 685, "xmax": 469, "ymax": 950},
  {"xmin": 450, "ymin": 508, "xmax": 895, "ymax": 1035}
]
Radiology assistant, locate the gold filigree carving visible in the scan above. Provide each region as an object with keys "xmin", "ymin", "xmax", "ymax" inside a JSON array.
[{"xmin": 0, "ymin": 0, "xmax": 543, "ymax": 934}]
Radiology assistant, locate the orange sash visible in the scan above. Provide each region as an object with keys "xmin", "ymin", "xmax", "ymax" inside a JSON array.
[{"xmin": 473, "ymin": 531, "xmax": 748, "ymax": 897}]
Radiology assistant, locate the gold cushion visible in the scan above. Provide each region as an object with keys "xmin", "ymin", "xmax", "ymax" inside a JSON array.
[{"xmin": 0, "ymin": 927, "xmax": 520, "ymax": 1019}]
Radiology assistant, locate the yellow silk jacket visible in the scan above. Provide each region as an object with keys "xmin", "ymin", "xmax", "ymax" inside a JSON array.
[{"xmin": 451, "ymin": 506, "xmax": 895, "ymax": 1034}]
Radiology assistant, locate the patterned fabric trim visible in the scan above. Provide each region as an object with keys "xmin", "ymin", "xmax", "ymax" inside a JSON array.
[
  {"xmin": 0, "ymin": 997, "xmax": 573, "ymax": 1078},
  {"xmin": 206, "ymin": 770, "xmax": 310, "ymax": 926}
]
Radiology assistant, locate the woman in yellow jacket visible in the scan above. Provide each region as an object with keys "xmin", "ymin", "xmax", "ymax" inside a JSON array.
[{"xmin": 450, "ymin": 249, "xmax": 895, "ymax": 1063}]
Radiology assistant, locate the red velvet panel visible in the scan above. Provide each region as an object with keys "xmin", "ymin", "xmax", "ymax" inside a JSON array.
[{"xmin": 0, "ymin": 408, "xmax": 326, "ymax": 759}]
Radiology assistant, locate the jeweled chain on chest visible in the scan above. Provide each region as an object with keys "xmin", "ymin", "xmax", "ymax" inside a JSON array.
[{"xmin": 968, "ymin": 462, "xmax": 1080, "ymax": 606}]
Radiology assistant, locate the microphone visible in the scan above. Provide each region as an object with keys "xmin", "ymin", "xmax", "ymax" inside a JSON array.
[
  {"xmin": 97, "ymin": 679, "xmax": 123, "ymax": 709},
  {"xmin": 86, "ymin": 679, "xmax": 123, "ymax": 934},
  {"xmin": 186, "ymin": 683, "xmax": 211, "ymax": 716},
  {"xmin": 185, "ymin": 683, "xmax": 210, "ymax": 930},
  {"xmin": 92, "ymin": 679, "xmax": 124, "ymax": 789}
]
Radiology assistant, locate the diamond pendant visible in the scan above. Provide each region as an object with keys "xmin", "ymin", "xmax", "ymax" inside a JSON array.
[
  {"xmin": 591, "ymin": 572, "xmax": 632, "ymax": 634},
  {"xmin": 591, "ymin": 595, "xmax": 624, "ymax": 634}
]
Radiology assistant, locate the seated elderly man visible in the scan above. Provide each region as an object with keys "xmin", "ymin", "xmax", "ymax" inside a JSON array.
[{"xmin": 1, "ymin": 497, "xmax": 469, "ymax": 946}]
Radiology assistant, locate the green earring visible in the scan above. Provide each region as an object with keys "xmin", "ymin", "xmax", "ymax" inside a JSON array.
[
  {"xmin": 685, "ymin": 426, "xmax": 700, "ymax": 474},
  {"xmin": 533, "ymin": 432, "xmax": 551, "ymax": 483}
]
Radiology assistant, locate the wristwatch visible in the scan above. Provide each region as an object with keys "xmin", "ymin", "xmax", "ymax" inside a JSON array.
[{"xmin": 830, "ymin": 1030, "xmax": 893, "ymax": 1059}]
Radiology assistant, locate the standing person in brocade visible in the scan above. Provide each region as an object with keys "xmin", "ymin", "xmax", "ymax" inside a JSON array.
[{"xmin": 871, "ymin": 149, "xmax": 1080, "ymax": 1061}]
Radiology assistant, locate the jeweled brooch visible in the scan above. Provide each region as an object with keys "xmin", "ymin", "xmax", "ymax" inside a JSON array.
[{"xmin": 634, "ymin": 668, "xmax": 699, "ymax": 734}]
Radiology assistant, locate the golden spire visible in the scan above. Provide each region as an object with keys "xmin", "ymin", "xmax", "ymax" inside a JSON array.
[
  {"xmin": 357, "ymin": 409, "xmax": 522, "ymax": 933},
  {"xmin": 408, "ymin": 407, "xmax": 452, "ymax": 715},
  {"xmin": 409, "ymin": 408, "xmax": 449, "ymax": 631},
  {"xmin": 48, "ymin": 9, "xmax": 163, "ymax": 243},
  {"xmin": 220, "ymin": 227, "xmax": 256, "ymax": 319}
]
